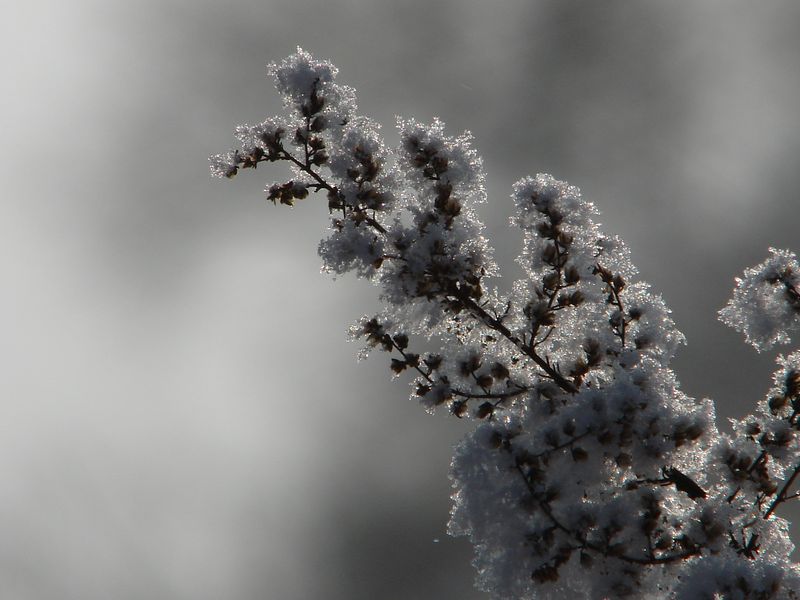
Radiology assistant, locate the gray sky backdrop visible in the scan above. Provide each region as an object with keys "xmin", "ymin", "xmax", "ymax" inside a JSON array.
[{"xmin": 2, "ymin": 1, "xmax": 799, "ymax": 598}]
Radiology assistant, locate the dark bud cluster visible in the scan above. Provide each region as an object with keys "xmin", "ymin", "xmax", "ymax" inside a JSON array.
[
  {"xmin": 286, "ymin": 78, "xmax": 329, "ymax": 167},
  {"xmin": 594, "ymin": 265, "xmax": 626, "ymax": 294},
  {"xmin": 787, "ymin": 368, "xmax": 800, "ymax": 398},
  {"xmin": 300, "ymin": 78, "xmax": 325, "ymax": 118},
  {"xmin": 521, "ymin": 194, "xmax": 592, "ymax": 359},
  {"xmin": 267, "ymin": 181, "xmax": 309, "ymax": 206},
  {"xmin": 360, "ymin": 327, "xmax": 420, "ymax": 375},
  {"xmin": 593, "ymin": 264, "xmax": 632, "ymax": 347},
  {"xmin": 404, "ymin": 136, "xmax": 462, "ymax": 229},
  {"xmin": 433, "ymin": 182, "xmax": 462, "ymax": 229},
  {"xmin": 776, "ymin": 368, "xmax": 800, "ymax": 422},
  {"xmin": 670, "ymin": 418, "xmax": 706, "ymax": 448},
  {"xmin": 390, "ymin": 353, "xmax": 419, "ymax": 374},
  {"xmin": 490, "ymin": 362, "xmax": 510, "ymax": 380},
  {"xmin": 258, "ymin": 127, "xmax": 286, "ymax": 162},
  {"xmin": 361, "ymin": 317, "xmax": 393, "ymax": 352},
  {"xmin": 409, "ymin": 246, "xmax": 484, "ymax": 304},
  {"xmin": 221, "ymin": 150, "xmax": 245, "ymax": 178},
  {"xmin": 569, "ymin": 358, "xmax": 590, "ymax": 387},
  {"xmin": 309, "ymin": 137, "xmax": 328, "ymax": 166},
  {"xmin": 406, "ymin": 136, "xmax": 448, "ymax": 178},
  {"xmin": 293, "ymin": 126, "xmax": 328, "ymax": 165},
  {"xmin": 727, "ymin": 361, "xmax": 800, "ymax": 504},
  {"xmin": 459, "ymin": 354, "xmax": 482, "ymax": 377},
  {"xmin": 349, "ymin": 145, "xmax": 381, "ymax": 184},
  {"xmin": 229, "ymin": 128, "xmax": 288, "ymax": 179},
  {"xmin": 359, "ymin": 319, "xmax": 464, "ymax": 415},
  {"xmin": 340, "ymin": 144, "xmax": 391, "ymax": 221},
  {"xmin": 582, "ymin": 338, "xmax": 604, "ymax": 368},
  {"xmin": 523, "ymin": 300, "xmax": 556, "ymax": 328},
  {"xmin": 764, "ymin": 265, "xmax": 800, "ymax": 312},
  {"xmin": 414, "ymin": 377, "xmax": 451, "ymax": 404},
  {"xmin": 724, "ymin": 449, "xmax": 776, "ymax": 496},
  {"xmin": 476, "ymin": 402, "xmax": 495, "ymax": 419},
  {"xmin": 241, "ymin": 146, "xmax": 264, "ymax": 169},
  {"xmin": 310, "ymin": 115, "xmax": 326, "ymax": 132}
]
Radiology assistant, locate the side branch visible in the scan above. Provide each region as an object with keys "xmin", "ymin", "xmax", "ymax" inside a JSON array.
[
  {"xmin": 272, "ymin": 151, "xmax": 578, "ymax": 397},
  {"xmin": 764, "ymin": 462, "xmax": 800, "ymax": 519},
  {"xmin": 458, "ymin": 295, "xmax": 579, "ymax": 394}
]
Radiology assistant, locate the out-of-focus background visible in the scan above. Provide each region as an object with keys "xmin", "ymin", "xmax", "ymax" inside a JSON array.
[{"xmin": 1, "ymin": 1, "xmax": 799, "ymax": 598}]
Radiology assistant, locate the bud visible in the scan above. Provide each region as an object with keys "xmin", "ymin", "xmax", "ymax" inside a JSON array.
[
  {"xmin": 311, "ymin": 151, "xmax": 328, "ymax": 165},
  {"xmin": 488, "ymin": 430, "xmax": 503, "ymax": 449},
  {"xmin": 490, "ymin": 362, "xmax": 510, "ymax": 380},
  {"xmin": 394, "ymin": 334, "xmax": 409, "ymax": 350},
  {"xmin": 593, "ymin": 264, "xmax": 613, "ymax": 283},
  {"xmin": 786, "ymin": 369, "xmax": 800, "ymax": 397},
  {"xmin": 424, "ymin": 354, "xmax": 443, "ymax": 371},
  {"xmin": 597, "ymin": 430, "xmax": 613, "ymax": 445},
  {"xmin": 542, "ymin": 272, "xmax": 560, "ymax": 290},
  {"xmin": 476, "ymin": 374, "xmax": 494, "ymax": 389},
  {"xmin": 452, "ymin": 400, "xmax": 468, "ymax": 418},
  {"xmin": 768, "ymin": 395, "xmax": 788, "ymax": 413},
  {"xmin": 460, "ymin": 354, "xmax": 482, "ymax": 376},
  {"xmin": 310, "ymin": 115, "xmax": 326, "ymax": 132},
  {"xmin": 476, "ymin": 402, "xmax": 494, "ymax": 419},
  {"xmin": 686, "ymin": 421, "xmax": 705, "ymax": 440},
  {"xmin": 571, "ymin": 447, "xmax": 589, "ymax": 462},
  {"xmin": 615, "ymin": 453, "xmax": 632, "ymax": 468},
  {"xmin": 557, "ymin": 231, "xmax": 573, "ymax": 246},
  {"xmin": 564, "ymin": 265, "xmax": 580, "ymax": 285},
  {"xmin": 570, "ymin": 290, "xmax": 585, "ymax": 306},
  {"xmin": 541, "ymin": 243, "xmax": 557, "ymax": 264},
  {"xmin": 544, "ymin": 429, "xmax": 560, "ymax": 447},
  {"xmin": 431, "ymin": 155, "xmax": 448, "ymax": 174},
  {"xmin": 745, "ymin": 422, "xmax": 762, "ymax": 438}
]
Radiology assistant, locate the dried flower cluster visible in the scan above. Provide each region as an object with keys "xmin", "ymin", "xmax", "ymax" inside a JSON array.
[{"xmin": 211, "ymin": 49, "xmax": 799, "ymax": 599}]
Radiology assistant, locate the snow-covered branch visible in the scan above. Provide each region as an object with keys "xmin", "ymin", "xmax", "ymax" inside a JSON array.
[{"xmin": 211, "ymin": 49, "xmax": 800, "ymax": 599}]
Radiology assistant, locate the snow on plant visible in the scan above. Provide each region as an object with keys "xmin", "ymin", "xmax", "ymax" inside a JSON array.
[
  {"xmin": 719, "ymin": 249, "xmax": 800, "ymax": 352},
  {"xmin": 211, "ymin": 48, "xmax": 800, "ymax": 599}
]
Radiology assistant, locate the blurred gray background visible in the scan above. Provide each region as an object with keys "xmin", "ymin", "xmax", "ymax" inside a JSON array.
[{"xmin": 2, "ymin": 1, "xmax": 799, "ymax": 598}]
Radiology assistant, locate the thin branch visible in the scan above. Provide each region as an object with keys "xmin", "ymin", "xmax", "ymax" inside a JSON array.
[
  {"xmin": 764, "ymin": 462, "xmax": 800, "ymax": 519},
  {"xmin": 272, "ymin": 152, "xmax": 578, "ymax": 396},
  {"xmin": 509, "ymin": 441, "xmax": 699, "ymax": 567},
  {"xmin": 458, "ymin": 295, "xmax": 579, "ymax": 394}
]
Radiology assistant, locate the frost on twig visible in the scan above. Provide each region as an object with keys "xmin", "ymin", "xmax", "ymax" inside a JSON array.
[{"xmin": 212, "ymin": 48, "xmax": 800, "ymax": 599}]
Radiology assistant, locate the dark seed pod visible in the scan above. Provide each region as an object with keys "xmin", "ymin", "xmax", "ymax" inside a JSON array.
[
  {"xmin": 571, "ymin": 447, "xmax": 589, "ymax": 462},
  {"xmin": 394, "ymin": 334, "xmax": 409, "ymax": 350},
  {"xmin": 490, "ymin": 362, "xmax": 510, "ymax": 380},
  {"xmin": 476, "ymin": 374, "xmax": 494, "ymax": 389},
  {"xmin": 390, "ymin": 358, "xmax": 407, "ymax": 374},
  {"xmin": 310, "ymin": 115, "xmax": 326, "ymax": 132},
  {"xmin": 768, "ymin": 395, "xmax": 788, "ymax": 413},
  {"xmin": 564, "ymin": 265, "xmax": 581, "ymax": 285},
  {"xmin": 476, "ymin": 402, "xmax": 494, "ymax": 419},
  {"xmin": 786, "ymin": 369, "xmax": 800, "ymax": 397}
]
